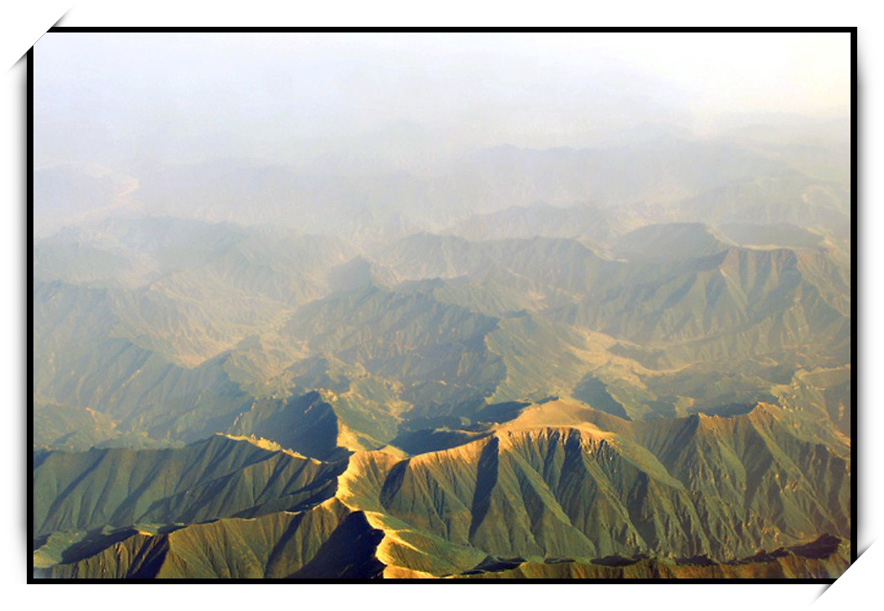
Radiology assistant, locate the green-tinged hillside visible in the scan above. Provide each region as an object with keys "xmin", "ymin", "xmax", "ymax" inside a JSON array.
[
  {"xmin": 34, "ymin": 214, "xmax": 851, "ymax": 451},
  {"xmin": 38, "ymin": 499, "xmax": 384, "ymax": 579},
  {"xmin": 333, "ymin": 400, "xmax": 849, "ymax": 574},
  {"xmin": 373, "ymin": 234, "xmax": 621, "ymax": 300},
  {"xmin": 226, "ymin": 391, "xmax": 351, "ymax": 460},
  {"xmin": 370, "ymin": 229, "xmax": 849, "ymax": 378},
  {"xmin": 612, "ymin": 223, "xmax": 731, "ymax": 263},
  {"xmin": 33, "ymin": 434, "xmax": 345, "ymax": 536},
  {"xmin": 35, "ymin": 219, "xmax": 358, "ymax": 366},
  {"xmin": 33, "ymin": 267, "xmax": 850, "ymax": 456},
  {"xmin": 33, "ymin": 280, "xmax": 254, "ymax": 446},
  {"xmin": 550, "ymin": 246, "xmax": 849, "ymax": 368},
  {"xmin": 283, "ymin": 284, "xmax": 506, "ymax": 412},
  {"xmin": 33, "ymin": 402, "xmax": 849, "ymax": 578}
]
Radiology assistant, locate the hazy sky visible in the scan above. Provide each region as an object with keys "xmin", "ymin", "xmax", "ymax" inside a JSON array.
[{"xmin": 35, "ymin": 31, "xmax": 851, "ymax": 166}]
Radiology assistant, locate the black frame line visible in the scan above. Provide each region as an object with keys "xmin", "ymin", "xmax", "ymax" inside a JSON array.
[
  {"xmin": 26, "ymin": 44, "xmax": 35, "ymax": 585},
  {"xmin": 849, "ymin": 25, "xmax": 858, "ymax": 570},
  {"xmin": 47, "ymin": 26, "xmax": 853, "ymax": 33},
  {"xmin": 26, "ymin": 26, "xmax": 858, "ymax": 585}
]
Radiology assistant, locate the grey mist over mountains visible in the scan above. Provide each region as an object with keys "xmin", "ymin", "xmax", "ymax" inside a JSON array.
[
  {"xmin": 32, "ymin": 32, "xmax": 852, "ymax": 580},
  {"xmin": 36, "ymin": 34, "xmax": 847, "ymax": 163},
  {"xmin": 34, "ymin": 33, "xmax": 850, "ymax": 238}
]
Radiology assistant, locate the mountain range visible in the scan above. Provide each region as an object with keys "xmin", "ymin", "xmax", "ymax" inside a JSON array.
[{"xmin": 32, "ymin": 124, "xmax": 852, "ymax": 579}]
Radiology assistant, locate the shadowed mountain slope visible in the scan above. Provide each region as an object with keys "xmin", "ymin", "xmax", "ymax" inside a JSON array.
[
  {"xmin": 34, "ymin": 434, "xmax": 345, "ymax": 536},
  {"xmin": 39, "ymin": 499, "xmax": 385, "ymax": 579},
  {"xmin": 33, "ymin": 397, "xmax": 849, "ymax": 579},
  {"xmin": 335, "ymin": 400, "xmax": 849, "ymax": 574},
  {"xmin": 458, "ymin": 534, "xmax": 848, "ymax": 579},
  {"xmin": 550, "ymin": 245, "xmax": 849, "ymax": 368}
]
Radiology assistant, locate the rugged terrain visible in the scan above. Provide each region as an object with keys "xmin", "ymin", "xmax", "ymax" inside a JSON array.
[{"xmin": 33, "ymin": 126, "xmax": 852, "ymax": 579}]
